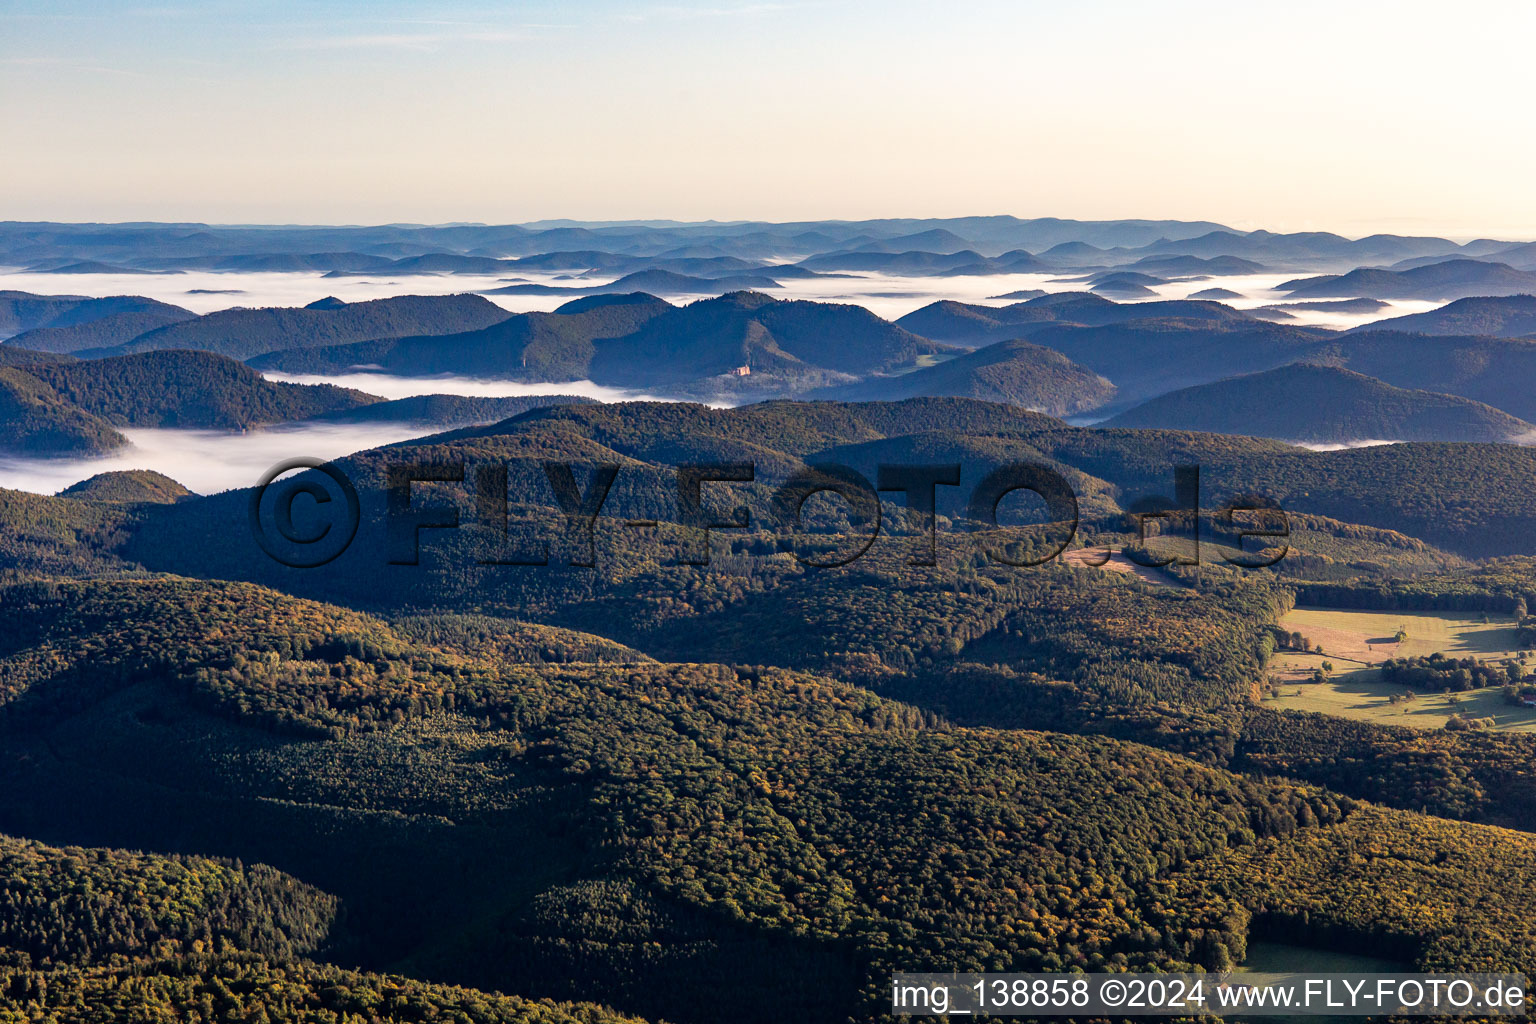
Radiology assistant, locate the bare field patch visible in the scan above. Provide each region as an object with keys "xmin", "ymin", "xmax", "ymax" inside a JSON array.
[{"xmin": 1061, "ymin": 547, "xmax": 1186, "ymax": 587}]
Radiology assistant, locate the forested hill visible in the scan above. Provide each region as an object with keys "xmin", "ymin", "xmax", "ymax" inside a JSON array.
[
  {"xmin": 252, "ymin": 292, "xmax": 674, "ymax": 379},
  {"xmin": 813, "ymin": 338, "xmax": 1115, "ymax": 415},
  {"xmin": 107, "ymin": 398, "xmax": 1536, "ymax": 622},
  {"xmin": 1281, "ymin": 259, "xmax": 1536, "ymax": 300},
  {"xmin": 1104, "ymin": 364, "xmax": 1534, "ymax": 443},
  {"xmin": 0, "ymin": 820, "xmax": 646, "ymax": 1023},
  {"xmin": 0, "ymin": 367, "xmax": 126, "ymax": 456},
  {"xmin": 0, "ymin": 829, "xmax": 336, "ymax": 965},
  {"xmin": 305, "ymin": 392, "xmax": 597, "ymax": 427},
  {"xmin": 85, "ymin": 293, "xmax": 513, "ymax": 360},
  {"xmin": 1306, "ymin": 331, "xmax": 1536, "ymax": 422},
  {"xmin": 1348, "ymin": 294, "xmax": 1536, "ymax": 337},
  {"xmin": 9, "ymin": 388, "xmax": 1536, "ymax": 1020},
  {"xmin": 8, "ymin": 306, "xmax": 200, "ymax": 353},
  {"xmin": 586, "ymin": 291, "xmax": 948, "ymax": 383},
  {"xmin": 60, "ymin": 469, "xmax": 192, "ymax": 502},
  {"xmin": 0, "ymin": 290, "xmax": 193, "ymax": 340},
  {"xmin": 894, "ymin": 292, "xmax": 1254, "ymax": 347},
  {"xmin": 1002, "ymin": 319, "xmax": 1333, "ymax": 407},
  {"xmin": 27, "ymin": 349, "xmax": 379, "ymax": 429},
  {"xmin": 28, "ymin": 286, "xmax": 1536, "ymax": 424},
  {"xmin": 4, "ymin": 574, "xmax": 1536, "ymax": 1024},
  {"xmin": 0, "ymin": 344, "xmax": 73, "ymax": 368},
  {"xmin": 253, "ymin": 291, "xmax": 951, "ymax": 393}
]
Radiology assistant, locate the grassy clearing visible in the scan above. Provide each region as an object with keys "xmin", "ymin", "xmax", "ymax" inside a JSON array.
[
  {"xmin": 1278, "ymin": 607, "xmax": 1523, "ymax": 663},
  {"xmin": 1266, "ymin": 607, "xmax": 1536, "ymax": 732}
]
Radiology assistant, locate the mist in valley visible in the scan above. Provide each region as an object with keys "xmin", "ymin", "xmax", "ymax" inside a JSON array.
[{"xmin": 0, "ymin": 264, "xmax": 1445, "ymax": 329}]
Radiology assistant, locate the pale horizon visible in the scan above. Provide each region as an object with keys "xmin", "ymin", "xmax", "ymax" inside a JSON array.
[
  {"xmin": 1, "ymin": 214, "xmax": 1532, "ymax": 247},
  {"xmin": 5, "ymin": 0, "xmax": 1536, "ymax": 240}
]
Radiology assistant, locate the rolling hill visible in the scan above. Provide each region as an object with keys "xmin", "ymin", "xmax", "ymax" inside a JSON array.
[
  {"xmin": 1104, "ymin": 363, "xmax": 1532, "ymax": 442},
  {"xmin": 8, "ymin": 307, "xmax": 200, "ymax": 352},
  {"xmin": 2, "ymin": 569, "xmax": 1533, "ymax": 1024},
  {"xmin": 1087, "ymin": 271, "xmax": 1162, "ymax": 297},
  {"xmin": 305, "ymin": 392, "xmax": 596, "ymax": 427},
  {"xmin": 488, "ymin": 268, "xmax": 782, "ymax": 296},
  {"xmin": 29, "ymin": 259, "xmax": 159, "ymax": 274},
  {"xmin": 1348, "ymin": 295, "xmax": 1536, "ymax": 337},
  {"xmin": 252, "ymin": 292, "xmax": 674, "ymax": 379},
  {"xmin": 1479, "ymin": 240, "xmax": 1536, "ymax": 271},
  {"xmin": 0, "ymin": 344, "xmax": 74, "ymax": 368},
  {"xmin": 793, "ymin": 248, "xmax": 1049, "ymax": 276},
  {"xmin": 0, "ymin": 291, "xmax": 194, "ymax": 341},
  {"xmin": 260, "ymin": 291, "xmax": 950, "ymax": 394},
  {"xmin": 1023, "ymin": 318, "xmax": 1331, "ymax": 406},
  {"xmin": 586, "ymin": 291, "xmax": 947, "ymax": 385},
  {"xmin": 1268, "ymin": 298, "xmax": 1389, "ymax": 314},
  {"xmin": 1282, "ymin": 260, "xmax": 1536, "ymax": 301},
  {"xmin": 27, "ymin": 349, "xmax": 379, "ymax": 429},
  {"xmin": 1305, "ymin": 331, "xmax": 1536, "ymax": 422},
  {"xmin": 92, "ymin": 293, "xmax": 513, "ymax": 360},
  {"xmin": 321, "ymin": 252, "xmax": 516, "ymax": 275},
  {"xmin": 1129, "ymin": 230, "xmax": 1460, "ymax": 271},
  {"xmin": 1126, "ymin": 254, "xmax": 1270, "ymax": 275},
  {"xmin": 59, "ymin": 469, "xmax": 194, "ymax": 502},
  {"xmin": 0, "ymin": 367, "xmax": 127, "ymax": 456},
  {"xmin": 895, "ymin": 293, "xmax": 1253, "ymax": 347},
  {"xmin": 813, "ymin": 338, "xmax": 1116, "ymax": 415}
]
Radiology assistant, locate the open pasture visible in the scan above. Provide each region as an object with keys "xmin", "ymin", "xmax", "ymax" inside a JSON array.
[{"xmin": 1268, "ymin": 607, "xmax": 1536, "ymax": 732}]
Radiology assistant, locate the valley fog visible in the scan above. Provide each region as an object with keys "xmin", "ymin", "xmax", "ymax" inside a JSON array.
[
  {"xmin": 0, "ymin": 265, "xmax": 1445, "ymax": 328},
  {"xmin": 0, "ymin": 422, "xmax": 432, "ymax": 495},
  {"xmin": 0, "ymin": 263, "xmax": 1468, "ymax": 496},
  {"xmin": 260, "ymin": 371, "xmax": 673, "ymax": 403},
  {"xmin": 0, "ymin": 372, "xmax": 700, "ymax": 496}
]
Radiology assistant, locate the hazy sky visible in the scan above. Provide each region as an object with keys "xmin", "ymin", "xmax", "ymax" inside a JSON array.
[{"xmin": 4, "ymin": 0, "xmax": 1535, "ymax": 238}]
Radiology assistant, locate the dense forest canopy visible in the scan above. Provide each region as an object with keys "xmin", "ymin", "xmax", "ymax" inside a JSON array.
[{"xmin": 6, "ymin": 386, "xmax": 1536, "ymax": 1021}]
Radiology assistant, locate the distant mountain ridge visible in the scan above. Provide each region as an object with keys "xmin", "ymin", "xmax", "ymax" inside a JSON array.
[
  {"xmin": 587, "ymin": 291, "xmax": 947, "ymax": 386},
  {"xmin": 895, "ymin": 293, "xmax": 1253, "ymax": 347},
  {"xmin": 486, "ymin": 268, "xmax": 783, "ymax": 297},
  {"xmin": 9, "ymin": 218, "xmax": 1522, "ymax": 279},
  {"xmin": 1023, "ymin": 318, "xmax": 1334, "ymax": 407},
  {"xmin": 1347, "ymin": 295, "xmax": 1536, "ymax": 337},
  {"xmin": 88, "ymin": 293, "xmax": 512, "ymax": 360},
  {"xmin": 1282, "ymin": 260, "xmax": 1536, "ymax": 301},
  {"xmin": 0, "ymin": 216, "xmax": 1239, "ymax": 266},
  {"xmin": 795, "ymin": 248, "xmax": 1048, "ymax": 276},
  {"xmin": 1105, "ymin": 363, "xmax": 1533, "ymax": 443},
  {"xmin": 254, "ymin": 291, "xmax": 949, "ymax": 395},
  {"xmin": 811, "ymin": 337, "xmax": 1116, "ymax": 415},
  {"xmin": 252, "ymin": 293, "xmax": 673, "ymax": 379},
  {"xmin": 1305, "ymin": 330, "xmax": 1536, "ymax": 422}
]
